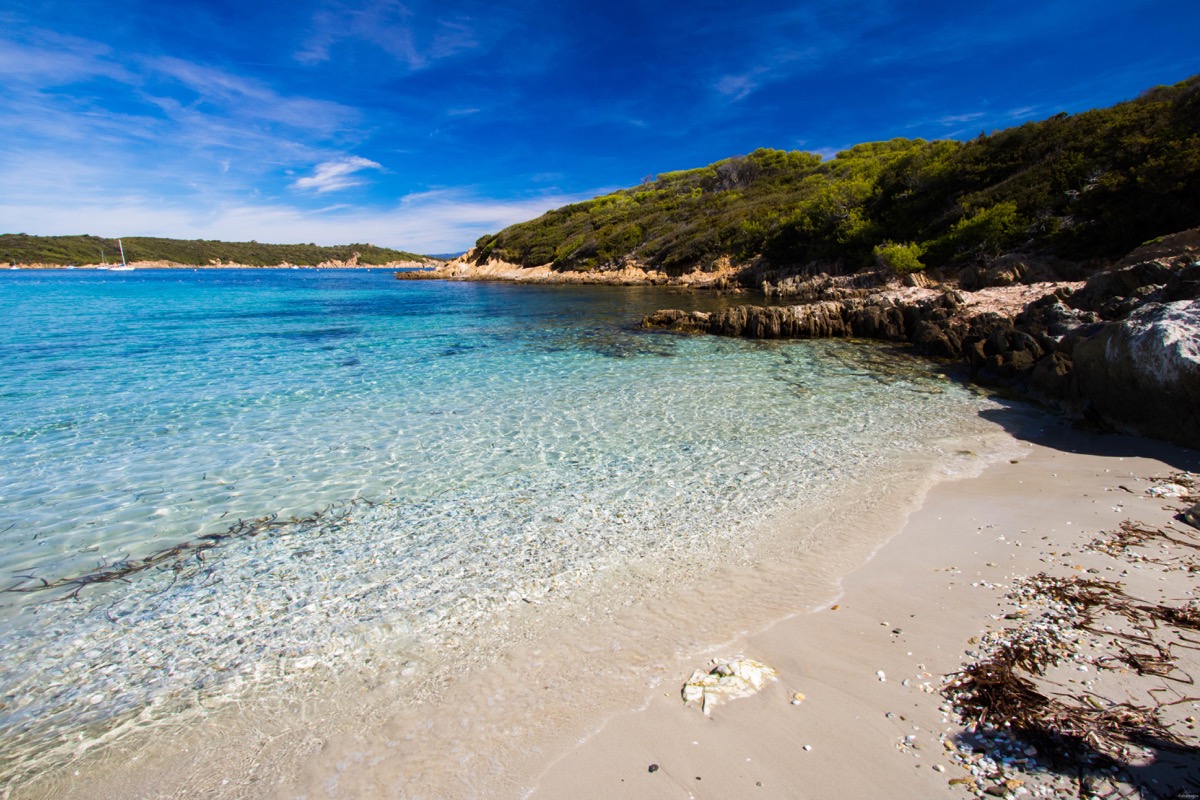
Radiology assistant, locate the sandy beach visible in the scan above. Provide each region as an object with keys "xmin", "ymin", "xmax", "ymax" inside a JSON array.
[
  {"xmin": 525, "ymin": 421, "xmax": 1200, "ymax": 800},
  {"xmin": 18, "ymin": 409, "xmax": 1199, "ymax": 800}
]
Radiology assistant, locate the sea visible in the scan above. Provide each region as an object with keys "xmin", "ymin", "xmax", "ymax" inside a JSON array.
[{"xmin": 0, "ymin": 269, "xmax": 1020, "ymax": 797}]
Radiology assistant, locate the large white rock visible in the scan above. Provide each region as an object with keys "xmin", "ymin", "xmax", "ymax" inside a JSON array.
[
  {"xmin": 1118, "ymin": 300, "xmax": 1200, "ymax": 388},
  {"xmin": 1072, "ymin": 300, "xmax": 1200, "ymax": 447}
]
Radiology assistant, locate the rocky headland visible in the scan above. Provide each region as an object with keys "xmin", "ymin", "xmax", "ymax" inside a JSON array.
[{"xmin": 642, "ymin": 229, "xmax": 1200, "ymax": 450}]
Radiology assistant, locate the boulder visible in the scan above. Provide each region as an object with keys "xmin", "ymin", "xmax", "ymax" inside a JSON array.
[
  {"xmin": 912, "ymin": 320, "xmax": 961, "ymax": 359},
  {"xmin": 903, "ymin": 270, "xmax": 933, "ymax": 288},
  {"xmin": 982, "ymin": 256, "xmax": 1028, "ymax": 287},
  {"xmin": 641, "ymin": 308, "xmax": 711, "ymax": 333},
  {"xmin": 1068, "ymin": 233, "xmax": 1200, "ymax": 313},
  {"xmin": 1184, "ymin": 502, "xmax": 1200, "ymax": 530},
  {"xmin": 848, "ymin": 302, "xmax": 905, "ymax": 340},
  {"xmin": 1164, "ymin": 260, "xmax": 1200, "ymax": 302},
  {"xmin": 704, "ymin": 302, "xmax": 853, "ymax": 339},
  {"xmin": 1071, "ymin": 300, "xmax": 1200, "ymax": 448},
  {"xmin": 1028, "ymin": 352, "xmax": 1075, "ymax": 403},
  {"xmin": 958, "ymin": 254, "xmax": 1069, "ymax": 290},
  {"xmin": 1018, "ymin": 294, "xmax": 1097, "ymax": 339}
]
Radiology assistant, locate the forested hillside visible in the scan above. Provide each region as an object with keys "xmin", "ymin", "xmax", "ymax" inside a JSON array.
[
  {"xmin": 1, "ymin": 235, "xmax": 429, "ymax": 266},
  {"xmin": 472, "ymin": 75, "xmax": 1200, "ymax": 276}
]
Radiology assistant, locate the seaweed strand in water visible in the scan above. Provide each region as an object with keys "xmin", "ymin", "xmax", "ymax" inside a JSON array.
[{"xmin": 2, "ymin": 498, "xmax": 374, "ymax": 600}]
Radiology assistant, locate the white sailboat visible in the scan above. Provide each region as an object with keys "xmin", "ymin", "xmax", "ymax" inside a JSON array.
[{"xmin": 110, "ymin": 239, "xmax": 134, "ymax": 271}]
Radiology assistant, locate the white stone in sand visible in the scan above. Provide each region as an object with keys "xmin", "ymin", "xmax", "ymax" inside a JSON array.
[{"xmin": 681, "ymin": 656, "xmax": 778, "ymax": 715}]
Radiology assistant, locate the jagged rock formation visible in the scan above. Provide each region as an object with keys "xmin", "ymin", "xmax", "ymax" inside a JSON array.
[
  {"xmin": 643, "ymin": 291, "xmax": 966, "ymax": 349},
  {"xmin": 644, "ymin": 230, "xmax": 1200, "ymax": 449}
]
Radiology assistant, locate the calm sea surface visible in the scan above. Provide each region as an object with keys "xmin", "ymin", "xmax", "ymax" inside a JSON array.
[{"xmin": 0, "ymin": 269, "xmax": 1008, "ymax": 784}]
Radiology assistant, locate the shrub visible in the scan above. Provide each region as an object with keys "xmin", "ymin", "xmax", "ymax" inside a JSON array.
[{"xmin": 873, "ymin": 241, "xmax": 926, "ymax": 275}]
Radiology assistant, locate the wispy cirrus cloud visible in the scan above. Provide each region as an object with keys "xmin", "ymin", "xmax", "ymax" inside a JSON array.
[
  {"xmin": 0, "ymin": 30, "xmax": 129, "ymax": 85},
  {"xmin": 1007, "ymin": 106, "xmax": 1041, "ymax": 120},
  {"xmin": 295, "ymin": 1, "xmax": 485, "ymax": 69},
  {"xmin": 901, "ymin": 104, "xmax": 1055, "ymax": 139},
  {"xmin": 0, "ymin": 28, "xmax": 361, "ymax": 162},
  {"xmin": 149, "ymin": 56, "xmax": 360, "ymax": 134},
  {"xmin": 712, "ymin": 48, "xmax": 818, "ymax": 104},
  {"xmin": 706, "ymin": 1, "xmax": 894, "ymax": 103},
  {"xmin": 714, "ymin": 73, "xmax": 760, "ymax": 102},
  {"xmin": 291, "ymin": 156, "xmax": 384, "ymax": 193},
  {"xmin": 937, "ymin": 112, "xmax": 987, "ymax": 125},
  {"xmin": 0, "ymin": 25, "xmax": 378, "ymax": 210}
]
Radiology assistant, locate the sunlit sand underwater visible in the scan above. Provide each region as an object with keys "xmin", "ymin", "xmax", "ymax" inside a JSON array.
[{"xmin": 0, "ymin": 269, "xmax": 1012, "ymax": 789}]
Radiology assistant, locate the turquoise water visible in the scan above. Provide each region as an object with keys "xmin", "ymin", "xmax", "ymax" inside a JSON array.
[{"xmin": 0, "ymin": 269, "xmax": 1005, "ymax": 783}]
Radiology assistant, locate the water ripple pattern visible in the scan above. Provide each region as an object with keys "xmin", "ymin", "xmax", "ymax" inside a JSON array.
[{"xmin": 0, "ymin": 269, "xmax": 1004, "ymax": 782}]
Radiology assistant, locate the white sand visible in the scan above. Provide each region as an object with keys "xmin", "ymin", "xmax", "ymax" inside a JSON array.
[
  {"xmin": 527, "ymin": 426, "xmax": 1199, "ymax": 799},
  {"xmin": 23, "ymin": 421, "xmax": 1199, "ymax": 800}
]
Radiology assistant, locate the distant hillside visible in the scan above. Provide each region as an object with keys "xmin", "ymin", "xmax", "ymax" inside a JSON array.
[
  {"xmin": 1, "ymin": 235, "xmax": 432, "ymax": 267},
  {"xmin": 472, "ymin": 75, "xmax": 1200, "ymax": 277}
]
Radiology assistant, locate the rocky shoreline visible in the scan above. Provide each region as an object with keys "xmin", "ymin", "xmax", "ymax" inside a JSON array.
[
  {"xmin": 642, "ymin": 230, "xmax": 1200, "ymax": 450},
  {"xmin": 393, "ymin": 255, "xmax": 743, "ymax": 287}
]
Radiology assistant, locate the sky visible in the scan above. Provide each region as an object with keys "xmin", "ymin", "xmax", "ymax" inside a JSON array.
[{"xmin": 1, "ymin": 0, "xmax": 1198, "ymax": 254}]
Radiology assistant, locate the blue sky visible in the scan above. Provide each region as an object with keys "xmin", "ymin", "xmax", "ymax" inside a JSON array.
[{"xmin": 2, "ymin": 0, "xmax": 1197, "ymax": 253}]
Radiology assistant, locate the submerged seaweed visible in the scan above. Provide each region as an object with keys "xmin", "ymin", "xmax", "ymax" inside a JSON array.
[{"xmin": 2, "ymin": 499, "xmax": 370, "ymax": 602}]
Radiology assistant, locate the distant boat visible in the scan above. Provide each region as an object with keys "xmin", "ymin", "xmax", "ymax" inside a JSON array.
[{"xmin": 110, "ymin": 239, "xmax": 134, "ymax": 271}]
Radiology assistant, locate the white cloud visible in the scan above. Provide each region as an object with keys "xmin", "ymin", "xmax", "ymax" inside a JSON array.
[
  {"xmin": 290, "ymin": 157, "xmax": 384, "ymax": 193},
  {"xmin": 936, "ymin": 112, "xmax": 986, "ymax": 125},
  {"xmin": 0, "ymin": 31, "xmax": 129, "ymax": 85},
  {"xmin": 1007, "ymin": 106, "xmax": 1040, "ymax": 120},
  {"xmin": 703, "ymin": 2, "xmax": 878, "ymax": 104},
  {"xmin": 149, "ymin": 56, "xmax": 359, "ymax": 134},
  {"xmin": 295, "ymin": 3, "xmax": 486, "ymax": 70},
  {"xmin": 714, "ymin": 73, "xmax": 759, "ymax": 102}
]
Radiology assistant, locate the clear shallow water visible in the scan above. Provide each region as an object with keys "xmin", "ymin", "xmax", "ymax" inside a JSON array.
[{"xmin": 0, "ymin": 269, "xmax": 1006, "ymax": 786}]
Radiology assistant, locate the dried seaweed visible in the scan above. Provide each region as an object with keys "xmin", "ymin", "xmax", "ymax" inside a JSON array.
[
  {"xmin": 1087, "ymin": 520, "xmax": 1200, "ymax": 572},
  {"xmin": 949, "ymin": 656, "xmax": 1188, "ymax": 765},
  {"xmin": 946, "ymin": 574, "xmax": 1200, "ymax": 770},
  {"xmin": 1150, "ymin": 602, "xmax": 1200, "ymax": 632}
]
